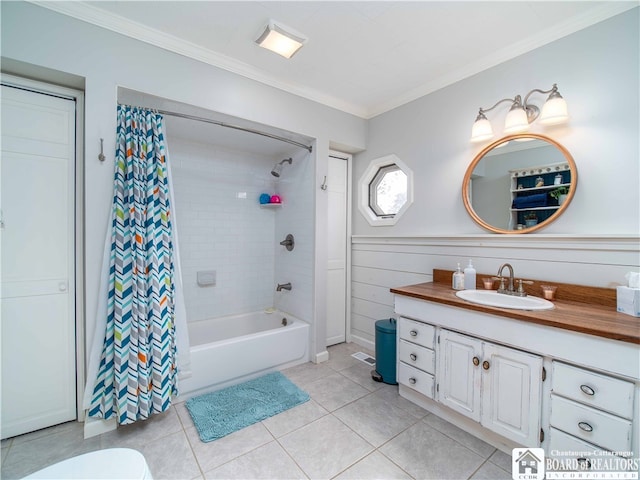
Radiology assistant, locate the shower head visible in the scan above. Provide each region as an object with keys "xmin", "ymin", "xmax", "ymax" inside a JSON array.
[{"xmin": 271, "ymin": 157, "xmax": 292, "ymax": 177}]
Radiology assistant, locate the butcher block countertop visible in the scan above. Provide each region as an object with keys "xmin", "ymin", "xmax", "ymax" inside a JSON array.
[{"xmin": 391, "ymin": 269, "xmax": 640, "ymax": 345}]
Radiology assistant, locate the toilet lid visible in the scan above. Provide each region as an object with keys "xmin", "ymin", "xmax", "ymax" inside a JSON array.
[{"xmin": 24, "ymin": 448, "xmax": 152, "ymax": 479}]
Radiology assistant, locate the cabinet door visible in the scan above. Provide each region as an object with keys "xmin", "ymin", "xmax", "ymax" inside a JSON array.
[
  {"xmin": 481, "ymin": 343, "xmax": 543, "ymax": 446},
  {"xmin": 438, "ymin": 330, "xmax": 481, "ymax": 422}
]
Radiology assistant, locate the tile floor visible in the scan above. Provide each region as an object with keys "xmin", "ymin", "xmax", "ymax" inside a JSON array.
[{"xmin": 1, "ymin": 343, "xmax": 512, "ymax": 479}]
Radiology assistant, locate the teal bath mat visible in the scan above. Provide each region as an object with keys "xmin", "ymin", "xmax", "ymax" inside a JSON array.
[{"xmin": 185, "ymin": 371, "xmax": 310, "ymax": 442}]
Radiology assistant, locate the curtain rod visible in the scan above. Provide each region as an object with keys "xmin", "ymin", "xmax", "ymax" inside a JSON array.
[{"xmin": 120, "ymin": 104, "xmax": 313, "ymax": 153}]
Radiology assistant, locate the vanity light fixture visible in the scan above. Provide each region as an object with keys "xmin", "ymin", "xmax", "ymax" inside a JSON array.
[
  {"xmin": 470, "ymin": 84, "xmax": 569, "ymax": 143},
  {"xmin": 255, "ymin": 20, "xmax": 307, "ymax": 59}
]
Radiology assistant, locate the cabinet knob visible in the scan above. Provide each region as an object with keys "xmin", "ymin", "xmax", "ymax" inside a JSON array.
[
  {"xmin": 410, "ymin": 353, "xmax": 417, "ymax": 361},
  {"xmin": 578, "ymin": 421, "xmax": 593, "ymax": 432},
  {"xmin": 472, "ymin": 356, "xmax": 480, "ymax": 366},
  {"xmin": 409, "ymin": 377, "xmax": 417, "ymax": 385},
  {"xmin": 410, "ymin": 330, "xmax": 418, "ymax": 337},
  {"xmin": 580, "ymin": 384, "xmax": 595, "ymax": 396},
  {"xmin": 482, "ymin": 360, "xmax": 490, "ymax": 370}
]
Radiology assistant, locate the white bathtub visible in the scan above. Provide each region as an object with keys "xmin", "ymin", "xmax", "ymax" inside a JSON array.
[{"xmin": 178, "ymin": 310, "xmax": 310, "ymax": 397}]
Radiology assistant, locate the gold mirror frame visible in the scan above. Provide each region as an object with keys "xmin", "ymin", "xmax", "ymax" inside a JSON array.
[{"xmin": 462, "ymin": 133, "xmax": 577, "ymax": 234}]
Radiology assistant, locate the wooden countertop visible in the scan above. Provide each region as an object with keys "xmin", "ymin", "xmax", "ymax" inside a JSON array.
[{"xmin": 391, "ymin": 270, "xmax": 640, "ymax": 345}]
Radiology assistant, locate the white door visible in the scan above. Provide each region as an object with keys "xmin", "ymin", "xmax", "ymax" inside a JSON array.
[
  {"xmin": 1, "ymin": 83, "xmax": 77, "ymax": 438},
  {"xmin": 438, "ymin": 330, "xmax": 482, "ymax": 421},
  {"xmin": 326, "ymin": 154, "xmax": 348, "ymax": 346},
  {"xmin": 481, "ymin": 343, "xmax": 542, "ymax": 446}
]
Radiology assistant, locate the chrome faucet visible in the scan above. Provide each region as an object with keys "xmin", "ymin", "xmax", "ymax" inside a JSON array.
[
  {"xmin": 496, "ymin": 263, "xmax": 515, "ymax": 294},
  {"xmin": 276, "ymin": 282, "xmax": 292, "ymax": 292}
]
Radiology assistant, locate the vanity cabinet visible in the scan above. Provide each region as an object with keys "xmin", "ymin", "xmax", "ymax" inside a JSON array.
[
  {"xmin": 437, "ymin": 330, "xmax": 543, "ymax": 446},
  {"xmin": 397, "ymin": 317, "xmax": 436, "ymax": 399},
  {"xmin": 549, "ymin": 362, "xmax": 634, "ymax": 456}
]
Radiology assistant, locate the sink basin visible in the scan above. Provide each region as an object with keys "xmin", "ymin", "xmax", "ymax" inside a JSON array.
[{"xmin": 455, "ymin": 290, "xmax": 554, "ymax": 310}]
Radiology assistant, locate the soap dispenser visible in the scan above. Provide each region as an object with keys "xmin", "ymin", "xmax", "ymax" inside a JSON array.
[
  {"xmin": 452, "ymin": 263, "xmax": 464, "ymax": 290},
  {"xmin": 464, "ymin": 259, "xmax": 476, "ymax": 290}
]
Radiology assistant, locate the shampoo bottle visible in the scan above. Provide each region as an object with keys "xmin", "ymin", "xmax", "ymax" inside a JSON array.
[
  {"xmin": 452, "ymin": 263, "xmax": 464, "ymax": 290},
  {"xmin": 464, "ymin": 259, "xmax": 476, "ymax": 290}
]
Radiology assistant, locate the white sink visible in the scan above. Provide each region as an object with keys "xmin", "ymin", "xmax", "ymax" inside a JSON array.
[{"xmin": 455, "ymin": 290, "xmax": 554, "ymax": 311}]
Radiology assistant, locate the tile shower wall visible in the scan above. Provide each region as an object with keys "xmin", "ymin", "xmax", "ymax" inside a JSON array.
[
  {"xmin": 273, "ymin": 150, "xmax": 314, "ymax": 323},
  {"xmin": 169, "ymin": 138, "xmax": 278, "ymax": 322}
]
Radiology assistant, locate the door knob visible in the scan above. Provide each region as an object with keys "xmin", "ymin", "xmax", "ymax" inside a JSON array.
[
  {"xmin": 58, "ymin": 282, "xmax": 67, "ymax": 292},
  {"xmin": 410, "ymin": 353, "xmax": 417, "ymax": 361},
  {"xmin": 472, "ymin": 356, "xmax": 480, "ymax": 366},
  {"xmin": 482, "ymin": 360, "xmax": 490, "ymax": 370}
]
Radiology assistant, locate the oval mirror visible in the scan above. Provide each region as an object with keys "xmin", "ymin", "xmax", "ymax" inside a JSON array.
[{"xmin": 462, "ymin": 133, "xmax": 577, "ymax": 234}]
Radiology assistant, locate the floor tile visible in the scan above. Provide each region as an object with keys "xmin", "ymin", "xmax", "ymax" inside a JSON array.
[
  {"xmin": 423, "ymin": 414, "xmax": 496, "ymax": 458},
  {"xmin": 10, "ymin": 421, "xmax": 81, "ymax": 446},
  {"xmin": 279, "ymin": 415, "xmax": 373, "ymax": 479},
  {"xmin": 186, "ymin": 422, "xmax": 274, "ymax": 473},
  {"xmin": 100, "ymin": 407, "xmax": 183, "ymax": 449},
  {"xmin": 470, "ymin": 460, "xmax": 512, "ymax": 479},
  {"xmin": 373, "ymin": 384, "xmax": 430, "ymax": 419},
  {"xmin": 282, "ymin": 362, "xmax": 334, "ymax": 387},
  {"xmin": 138, "ymin": 430, "xmax": 201, "ymax": 480},
  {"xmin": 334, "ymin": 393, "xmax": 418, "ymax": 447},
  {"xmin": 204, "ymin": 440, "xmax": 307, "ymax": 479},
  {"xmin": 325, "ymin": 345, "xmax": 366, "ymax": 372},
  {"xmin": 262, "ymin": 399, "xmax": 328, "ymax": 438},
  {"xmin": 339, "ymin": 361, "xmax": 386, "ymax": 392},
  {"xmin": 0, "ymin": 422, "xmax": 101, "ymax": 479},
  {"xmin": 304, "ymin": 372, "xmax": 369, "ymax": 412},
  {"xmin": 334, "ymin": 451, "xmax": 412, "ymax": 480},
  {"xmin": 380, "ymin": 421, "xmax": 486, "ymax": 480},
  {"xmin": 489, "ymin": 448, "xmax": 513, "ymax": 472}
]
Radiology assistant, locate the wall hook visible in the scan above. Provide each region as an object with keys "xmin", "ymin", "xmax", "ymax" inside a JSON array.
[
  {"xmin": 98, "ymin": 138, "xmax": 106, "ymax": 162},
  {"xmin": 320, "ymin": 176, "xmax": 328, "ymax": 190}
]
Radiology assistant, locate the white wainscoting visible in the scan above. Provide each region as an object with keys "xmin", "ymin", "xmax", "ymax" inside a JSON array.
[{"xmin": 350, "ymin": 235, "xmax": 640, "ymax": 348}]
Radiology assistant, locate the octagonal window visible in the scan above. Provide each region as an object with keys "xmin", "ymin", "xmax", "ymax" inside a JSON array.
[{"xmin": 358, "ymin": 154, "xmax": 413, "ymax": 226}]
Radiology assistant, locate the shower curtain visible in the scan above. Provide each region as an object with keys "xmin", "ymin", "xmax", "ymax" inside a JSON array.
[{"xmin": 85, "ymin": 105, "xmax": 188, "ymax": 424}]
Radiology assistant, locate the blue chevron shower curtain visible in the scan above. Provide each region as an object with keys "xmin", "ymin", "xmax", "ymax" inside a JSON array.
[{"xmin": 88, "ymin": 106, "xmax": 177, "ymax": 424}]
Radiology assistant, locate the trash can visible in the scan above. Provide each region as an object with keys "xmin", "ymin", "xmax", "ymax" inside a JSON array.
[{"xmin": 371, "ymin": 318, "xmax": 398, "ymax": 385}]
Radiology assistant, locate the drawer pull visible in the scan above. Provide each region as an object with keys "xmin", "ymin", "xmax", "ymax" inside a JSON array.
[
  {"xmin": 580, "ymin": 384, "xmax": 595, "ymax": 396},
  {"xmin": 410, "ymin": 353, "xmax": 417, "ymax": 361},
  {"xmin": 577, "ymin": 458, "xmax": 591, "ymax": 470},
  {"xmin": 482, "ymin": 360, "xmax": 490, "ymax": 370},
  {"xmin": 410, "ymin": 330, "xmax": 418, "ymax": 337},
  {"xmin": 409, "ymin": 377, "xmax": 417, "ymax": 385},
  {"xmin": 472, "ymin": 356, "xmax": 480, "ymax": 366},
  {"xmin": 578, "ymin": 421, "xmax": 593, "ymax": 432}
]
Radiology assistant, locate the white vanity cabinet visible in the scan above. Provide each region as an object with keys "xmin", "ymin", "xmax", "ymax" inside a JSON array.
[
  {"xmin": 393, "ymin": 293, "xmax": 640, "ymax": 459},
  {"xmin": 548, "ymin": 362, "xmax": 634, "ymax": 456},
  {"xmin": 438, "ymin": 329, "xmax": 543, "ymax": 446},
  {"xmin": 397, "ymin": 317, "xmax": 436, "ymax": 399}
]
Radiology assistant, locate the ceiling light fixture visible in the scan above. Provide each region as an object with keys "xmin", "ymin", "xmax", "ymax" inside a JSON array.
[
  {"xmin": 470, "ymin": 84, "xmax": 569, "ymax": 143},
  {"xmin": 255, "ymin": 20, "xmax": 307, "ymax": 59}
]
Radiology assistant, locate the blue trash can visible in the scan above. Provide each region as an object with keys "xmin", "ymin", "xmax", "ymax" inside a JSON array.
[{"xmin": 372, "ymin": 318, "xmax": 397, "ymax": 385}]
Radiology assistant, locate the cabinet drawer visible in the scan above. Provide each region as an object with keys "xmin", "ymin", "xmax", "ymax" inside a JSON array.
[
  {"xmin": 399, "ymin": 317, "xmax": 435, "ymax": 348},
  {"xmin": 399, "ymin": 340, "xmax": 435, "ymax": 374},
  {"xmin": 550, "ymin": 395, "xmax": 632, "ymax": 453},
  {"xmin": 548, "ymin": 428, "xmax": 611, "ymax": 468},
  {"xmin": 399, "ymin": 362, "xmax": 434, "ymax": 399},
  {"xmin": 552, "ymin": 362, "xmax": 634, "ymax": 419}
]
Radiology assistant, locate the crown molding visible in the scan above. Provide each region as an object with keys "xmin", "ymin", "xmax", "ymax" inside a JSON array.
[
  {"xmin": 29, "ymin": 1, "xmax": 638, "ymax": 120},
  {"xmin": 28, "ymin": 0, "xmax": 368, "ymax": 118}
]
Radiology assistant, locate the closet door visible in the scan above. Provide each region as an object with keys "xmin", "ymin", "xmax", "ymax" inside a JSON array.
[{"xmin": 1, "ymin": 83, "xmax": 77, "ymax": 438}]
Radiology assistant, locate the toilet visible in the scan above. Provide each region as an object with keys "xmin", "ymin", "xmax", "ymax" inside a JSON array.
[{"xmin": 24, "ymin": 448, "xmax": 153, "ymax": 479}]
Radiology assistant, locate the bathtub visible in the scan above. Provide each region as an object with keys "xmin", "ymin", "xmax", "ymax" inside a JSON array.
[{"xmin": 178, "ymin": 310, "xmax": 310, "ymax": 397}]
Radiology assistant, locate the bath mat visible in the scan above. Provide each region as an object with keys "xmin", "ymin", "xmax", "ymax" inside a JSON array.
[{"xmin": 185, "ymin": 371, "xmax": 309, "ymax": 442}]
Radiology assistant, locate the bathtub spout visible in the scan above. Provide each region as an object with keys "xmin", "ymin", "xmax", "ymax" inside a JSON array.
[{"xmin": 276, "ymin": 282, "xmax": 292, "ymax": 292}]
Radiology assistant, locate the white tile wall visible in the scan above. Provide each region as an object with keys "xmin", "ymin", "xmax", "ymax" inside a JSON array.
[{"xmin": 167, "ymin": 138, "xmax": 313, "ymax": 325}]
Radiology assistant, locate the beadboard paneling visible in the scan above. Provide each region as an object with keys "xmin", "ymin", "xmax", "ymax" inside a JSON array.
[{"xmin": 349, "ymin": 235, "xmax": 639, "ymax": 346}]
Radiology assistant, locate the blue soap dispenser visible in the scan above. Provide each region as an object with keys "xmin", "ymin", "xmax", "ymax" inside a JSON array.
[{"xmin": 464, "ymin": 259, "xmax": 476, "ymax": 290}]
